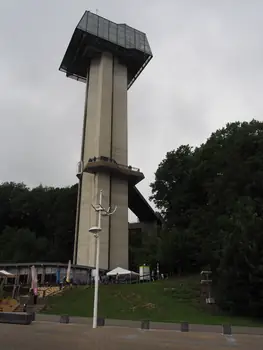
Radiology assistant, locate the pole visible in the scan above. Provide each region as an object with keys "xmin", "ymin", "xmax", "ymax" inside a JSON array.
[
  {"xmin": 98, "ymin": 190, "xmax": 102, "ymax": 229},
  {"xmin": 92, "ymin": 189, "xmax": 103, "ymax": 329},
  {"xmin": 93, "ymin": 234, "xmax": 100, "ymax": 328}
]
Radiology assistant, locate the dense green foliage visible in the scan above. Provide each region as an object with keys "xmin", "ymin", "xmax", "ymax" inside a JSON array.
[
  {"xmin": 150, "ymin": 120, "xmax": 263, "ymax": 317},
  {"xmin": 0, "ymin": 183, "xmax": 77, "ymax": 263}
]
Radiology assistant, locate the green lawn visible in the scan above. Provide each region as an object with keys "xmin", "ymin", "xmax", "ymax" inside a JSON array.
[{"xmin": 44, "ymin": 276, "xmax": 262, "ymax": 326}]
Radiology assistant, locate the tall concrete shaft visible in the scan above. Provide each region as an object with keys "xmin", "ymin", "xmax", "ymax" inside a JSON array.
[
  {"xmin": 77, "ymin": 53, "xmax": 128, "ymax": 270},
  {"xmin": 59, "ymin": 11, "xmax": 152, "ymax": 270}
]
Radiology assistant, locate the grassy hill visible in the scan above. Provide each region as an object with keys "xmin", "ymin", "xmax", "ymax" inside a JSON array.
[{"xmin": 44, "ymin": 276, "xmax": 261, "ymax": 326}]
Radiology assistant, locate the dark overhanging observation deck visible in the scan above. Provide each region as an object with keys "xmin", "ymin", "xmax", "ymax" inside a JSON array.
[{"xmin": 59, "ymin": 11, "xmax": 153, "ymax": 88}]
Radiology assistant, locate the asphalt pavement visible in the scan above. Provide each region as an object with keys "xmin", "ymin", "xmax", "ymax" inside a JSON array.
[{"xmin": 1, "ymin": 321, "xmax": 263, "ymax": 350}]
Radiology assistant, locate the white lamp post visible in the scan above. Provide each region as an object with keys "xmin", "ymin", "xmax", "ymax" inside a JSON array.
[
  {"xmin": 89, "ymin": 225, "xmax": 101, "ymax": 329},
  {"xmin": 89, "ymin": 189, "xmax": 117, "ymax": 329}
]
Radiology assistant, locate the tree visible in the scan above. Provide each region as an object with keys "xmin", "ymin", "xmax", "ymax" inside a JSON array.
[
  {"xmin": 150, "ymin": 120, "xmax": 263, "ymax": 317},
  {"xmin": 150, "ymin": 145, "xmax": 199, "ymax": 228},
  {"xmin": 129, "ymin": 225, "xmax": 161, "ymax": 271},
  {"xmin": 0, "ymin": 183, "xmax": 77, "ymax": 264}
]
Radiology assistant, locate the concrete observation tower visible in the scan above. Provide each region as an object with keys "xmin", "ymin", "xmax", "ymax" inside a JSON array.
[{"xmin": 59, "ymin": 11, "xmax": 153, "ymax": 270}]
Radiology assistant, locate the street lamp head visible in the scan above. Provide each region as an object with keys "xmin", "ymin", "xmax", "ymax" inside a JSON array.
[{"xmin": 89, "ymin": 226, "xmax": 102, "ymax": 234}]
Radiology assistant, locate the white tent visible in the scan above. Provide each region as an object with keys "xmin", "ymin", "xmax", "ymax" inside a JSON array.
[
  {"xmin": 106, "ymin": 267, "xmax": 139, "ymax": 276},
  {"xmin": 0, "ymin": 270, "xmax": 15, "ymax": 277}
]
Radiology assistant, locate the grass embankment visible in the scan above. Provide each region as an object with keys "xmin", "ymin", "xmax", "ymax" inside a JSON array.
[{"xmin": 44, "ymin": 276, "xmax": 261, "ymax": 326}]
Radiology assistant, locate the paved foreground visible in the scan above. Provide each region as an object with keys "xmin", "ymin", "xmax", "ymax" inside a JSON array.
[{"xmin": 0, "ymin": 322, "xmax": 262, "ymax": 349}]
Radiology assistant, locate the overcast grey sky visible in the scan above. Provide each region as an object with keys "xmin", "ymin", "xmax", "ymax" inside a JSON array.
[{"xmin": 0, "ymin": 0, "xmax": 263, "ymax": 219}]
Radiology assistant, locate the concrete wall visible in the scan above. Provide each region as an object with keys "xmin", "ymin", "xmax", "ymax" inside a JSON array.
[
  {"xmin": 109, "ymin": 59, "xmax": 128, "ymax": 269},
  {"xmin": 76, "ymin": 53, "xmax": 129, "ymax": 270}
]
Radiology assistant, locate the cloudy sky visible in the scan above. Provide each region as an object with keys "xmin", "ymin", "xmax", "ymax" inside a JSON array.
[{"xmin": 0, "ymin": 0, "xmax": 263, "ymax": 219}]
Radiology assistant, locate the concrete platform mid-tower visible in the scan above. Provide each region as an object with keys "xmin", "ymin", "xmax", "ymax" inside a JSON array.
[{"xmin": 59, "ymin": 11, "xmax": 152, "ymax": 270}]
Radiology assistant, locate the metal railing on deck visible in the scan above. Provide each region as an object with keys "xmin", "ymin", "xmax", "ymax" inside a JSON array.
[{"xmin": 86, "ymin": 156, "xmax": 141, "ymax": 172}]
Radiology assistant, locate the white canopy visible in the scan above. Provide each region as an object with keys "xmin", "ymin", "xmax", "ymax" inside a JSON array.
[
  {"xmin": 106, "ymin": 267, "xmax": 139, "ymax": 276},
  {"xmin": 0, "ymin": 270, "xmax": 15, "ymax": 277}
]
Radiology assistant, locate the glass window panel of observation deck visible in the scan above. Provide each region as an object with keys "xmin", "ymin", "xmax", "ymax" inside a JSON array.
[
  {"xmin": 109, "ymin": 22, "xmax": 117, "ymax": 43},
  {"xmin": 86, "ymin": 12, "xmax": 99, "ymax": 35},
  {"xmin": 125, "ymin": 26, "xmax": 135, "ymax": 48},
  {"xmin": 135, "ymin": 31, "xmax": 146, "ymax": 52},
  {"xmin": 117, "ymin": 25, "xmax": 125, "ymax": 47},
  {"xmin": 144, "ymin": 39, "xmax": 152, "ymax": 54},
  {"xmin": 78, "ymin": 13, "xmax": 88, "ymax": 31},
  {"xmin": 98, "ymin": 17, "xmax": 109, "ymax": 40}
]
